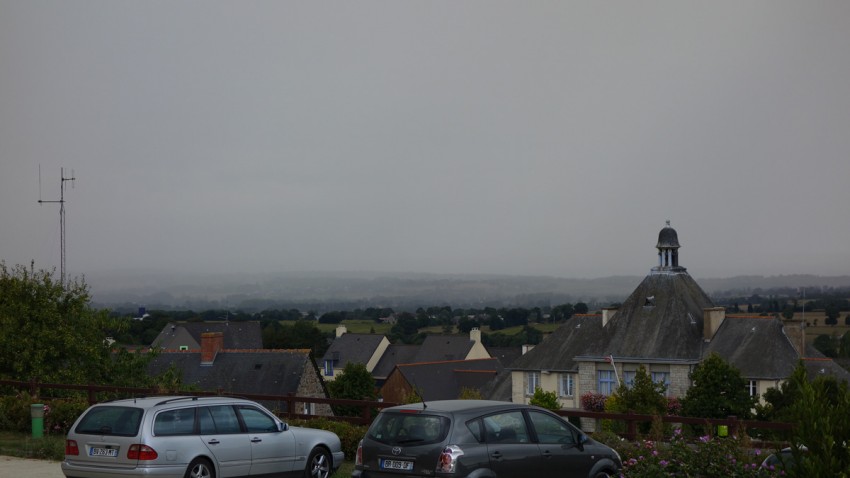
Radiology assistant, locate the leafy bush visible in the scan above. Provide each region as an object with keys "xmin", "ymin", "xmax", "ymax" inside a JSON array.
[
  {"xmin": 0, "ymin": 393, "xmax": 32, "ymax": 432},
  {"xmin": 615, "ymin": 430, "xmax": 783, "ymax": 477},
  {"xmin": 289, "ymin": 417, "xmax": 367, "ymax": 461},
  {"xmin": 325, "ymin": 363, "xmax": 377, "ymax": 417},
  {"xmin": 529, "ymin": 388, "xmax": 560, "ymax": 410},
  {"xmin": 580, "ymin": 391, "xmax": 607, "ymax": 412},
  {"xmin": 44, "ymin": 398, "xmax": 88, "ymax": 436}
]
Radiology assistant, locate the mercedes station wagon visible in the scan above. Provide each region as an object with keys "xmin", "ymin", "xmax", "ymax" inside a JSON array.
[
  {"xmin": 61, "ymin": 396, "xmax": 344, "ymax": 478},
  {"xmin": 354, "ymin": 400, "xmax": 621, "ymax": 478}
]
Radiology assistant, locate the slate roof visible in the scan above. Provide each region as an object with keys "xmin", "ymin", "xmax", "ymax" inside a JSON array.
[
  {"xmin": 803, "ymin": 349, "xmax": 850, "ymax": 383},
  {"xmin": 152, "ymin": 321, "xmax": 263, "ymax": 350},
  {"xmin": 413, "ymin": 335, "xmax": 476, "ymax": 363},
  {"xmin": 705, "ymin": 316, "xmax": 799, "ymax": 379},
  {"xmin": 392, "ymin": 358, "xmax": 504, "ymax": 401},
  {"xmin": 372, "ymin": 344, "xmax": 420, "ymax": 380},
  {"xmin": 507, "ymin": 224, "xmax": 848, "ymax": 387},
  {"xmin": 486, "ymin": 346, "xmax": 523, "ymax": 368},
  {"xmin": 320, "ymin": 333, "xmax": 386, "ymax": 368},
  {"xmin": 510, "ymin": 314, "xmax": 608, "ymax": 372},
  {"xmin": 147, "ymin": 349, "xmax": 316, "ymax": 397},
  {"xmin": 604, "ymin": 272, "xmax": 713, "ymax": 361}
]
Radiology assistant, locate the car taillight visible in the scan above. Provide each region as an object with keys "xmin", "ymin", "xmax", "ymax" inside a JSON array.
[
  {"xmin": 127, "ymin": 444, "xmax": 158, "ymax": 461},
  {"xmin": 65, "ymin": 440, "xmax": 79, "ymax": 456},
  {"xmin": 436, "ymin": 445, "xmax": 464, "ymax": 473},
  {"xmin": 355, "ymin": 440, "xmax": 363, "ymax": 466}
]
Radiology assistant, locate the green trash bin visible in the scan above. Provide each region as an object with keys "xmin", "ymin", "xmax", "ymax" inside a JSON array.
[
  {"xmin": 31, "ymin": 404, "xmax": 44, "ymax": 439},
  {"xmin": 717, "ymin": 424, "xmax": 728, "ymax": 437}
]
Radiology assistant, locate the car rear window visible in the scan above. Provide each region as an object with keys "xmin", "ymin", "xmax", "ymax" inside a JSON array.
[
  {"xmin": 367, "ymin": 412, "xmax": 450, "ymax": 446},
  {"xmin": 75, "ymin": 406, "xmax": 143, "ymax": 436}
]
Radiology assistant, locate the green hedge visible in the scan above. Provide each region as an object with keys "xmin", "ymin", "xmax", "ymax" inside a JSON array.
[
  {"xmin": 0, "ymin": 392, "xmax": 88, "ymax": 436},
  {"xmin": 288, "ymin": 417, "xmax": 368, "ymax": 461}
]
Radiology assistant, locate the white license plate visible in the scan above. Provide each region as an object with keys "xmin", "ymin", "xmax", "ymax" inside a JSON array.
[
  {"xmin": 381, "ymin": 459, "xmax": 413, "ymax": 471},
  {"xmin": 90, "ymin": 447, "xmax": 119, "ymax": 457}
]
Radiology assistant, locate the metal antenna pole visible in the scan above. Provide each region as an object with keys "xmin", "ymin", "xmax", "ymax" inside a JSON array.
[{"xmin": 38, "ymin": 167, "xmax": 76, "ymax": 283}]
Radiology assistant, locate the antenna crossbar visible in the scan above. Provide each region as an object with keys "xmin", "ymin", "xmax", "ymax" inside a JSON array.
[{"xmin": 37, "ymin": 167, "xmax": 76, "ymax": 283}]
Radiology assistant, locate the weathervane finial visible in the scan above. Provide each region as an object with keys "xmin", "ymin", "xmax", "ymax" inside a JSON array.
[{"xmin": 665, "ymin": 219, "xmax": 671, "ymax": 227}]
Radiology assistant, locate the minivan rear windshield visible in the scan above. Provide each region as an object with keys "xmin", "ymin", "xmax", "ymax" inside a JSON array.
[
  {"xmin": 367, "ymin": 412, "xmax": 449, "ymax": 446},
  {"xmin": 75, "ymin": 406, "xmax": 143, "ymax": 436}
]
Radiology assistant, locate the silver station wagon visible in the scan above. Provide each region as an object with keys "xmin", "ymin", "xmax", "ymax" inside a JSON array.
[{"xmin": 61, "ymin": 396, "xmax": 344, "ymax": 478}]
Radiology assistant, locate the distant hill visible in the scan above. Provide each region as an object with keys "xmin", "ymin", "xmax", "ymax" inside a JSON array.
[{"xmin": 85, "ymin": 270, "xmax": 850, "ymax": 313}]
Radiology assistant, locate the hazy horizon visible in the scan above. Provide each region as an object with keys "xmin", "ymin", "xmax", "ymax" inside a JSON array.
[{"xmin": 3, "ymin": 2, "xmax": 850, "ymax": 281}]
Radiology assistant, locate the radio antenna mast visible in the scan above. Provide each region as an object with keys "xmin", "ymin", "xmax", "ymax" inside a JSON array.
[{"xmin": 38, "ymin": 166, "xmax": 76, "ymax": 283}]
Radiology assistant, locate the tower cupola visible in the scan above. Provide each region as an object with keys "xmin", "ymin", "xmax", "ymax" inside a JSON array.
[{"xmin": 652, "ymin": 220, "xmax": 686, "ymax": 273}]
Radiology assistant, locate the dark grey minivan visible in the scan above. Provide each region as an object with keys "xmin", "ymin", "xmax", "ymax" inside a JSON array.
[{"xmin": 353, "ymin": 400, "xmax": 621, "ymax": 478}]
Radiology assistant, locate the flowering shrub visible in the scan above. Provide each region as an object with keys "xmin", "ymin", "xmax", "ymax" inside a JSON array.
[
  {"xmin": 665, "ymin": 396, "xmax": 681, "ymax": 416},
  {"xmin": 615, "ymin": 429, "xmax": 786, "ymax": 477},
  {"xmin": 580, "ymin": 392, "xmax": 607, "ymax": 412}
]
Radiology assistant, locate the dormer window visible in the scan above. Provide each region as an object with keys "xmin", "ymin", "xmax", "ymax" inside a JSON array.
[{"xmin": 644, "ymin": 296, "xmax": 656, "ymax": 307}]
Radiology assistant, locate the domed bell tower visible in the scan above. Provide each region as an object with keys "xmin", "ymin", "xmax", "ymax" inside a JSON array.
[{"xmin": 652, "ymin": 220, "xmax": 686, "ymax": 273}]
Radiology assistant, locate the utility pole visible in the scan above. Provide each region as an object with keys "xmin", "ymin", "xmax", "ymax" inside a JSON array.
[{"xmin": 38, "ymin": 166, "xmax": 76, "ymax": 283}]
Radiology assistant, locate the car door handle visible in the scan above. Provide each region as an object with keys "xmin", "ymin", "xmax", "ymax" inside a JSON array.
[
  {"xmin": 490, "ymin": 451, "xmax": 503, "ymax": 461},
  {"xmin": 251, "ymin": 437, "xmax": 262, "ymax": 443},
  {"xmin": 541, "ymin": 450, "xmax": 552, "ymax": 459},
  {"xmin": 207, "ymin": 439, "xmax": 220, "ymax": 445}
]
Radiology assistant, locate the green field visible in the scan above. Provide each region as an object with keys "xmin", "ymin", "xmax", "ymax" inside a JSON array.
[{"xmin": 318, "ymin": 319, "xmax": 562, "ymax": 337}]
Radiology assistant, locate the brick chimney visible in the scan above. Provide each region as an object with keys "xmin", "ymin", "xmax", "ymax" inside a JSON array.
[{"xmin": 201, "ymin": 332, "xmax": 224, "ymax": 365}]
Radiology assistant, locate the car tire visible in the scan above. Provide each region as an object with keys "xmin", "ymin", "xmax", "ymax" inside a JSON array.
[
  {"xmin": 305, "ymin": 446, "xmax": 332, "ymax": 478},
  {"xmin": 185, "ymin": 458, "xmax": 215, "ymax": 478},
  {"xmin": 592, "ymin": 471, "xmax": 614, "ymax": 478}
]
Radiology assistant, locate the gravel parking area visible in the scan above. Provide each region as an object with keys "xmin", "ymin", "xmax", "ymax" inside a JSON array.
[{"xmin": 0, "ymin": 456, "xmax": 63, "ymax": 477}]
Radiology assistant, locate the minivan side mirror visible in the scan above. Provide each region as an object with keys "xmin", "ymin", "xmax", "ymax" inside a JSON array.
[
  {"xmin": 577, "ymin": 433, "xmax": 588, "ymax": 451},
  {"xmin": 278, "ymin": 422, "xmax": 288, "ymax": 432}
]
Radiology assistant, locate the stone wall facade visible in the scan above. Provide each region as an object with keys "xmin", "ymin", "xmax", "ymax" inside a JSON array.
[{"xmin": 297, "ymin": 361, "xmax": 334, "ymax": 416}]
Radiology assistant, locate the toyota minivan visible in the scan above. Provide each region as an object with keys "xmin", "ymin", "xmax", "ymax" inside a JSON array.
[{"xmin": 353, "ymin": 400, "xmax": 621, "ymax": 478}]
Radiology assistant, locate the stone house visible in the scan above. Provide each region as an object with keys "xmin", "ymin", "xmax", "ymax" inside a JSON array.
[
  {"xmin": 509, "ymin": 222, "xmax": 850, "ymax": 413},
  {"xmin": 148, "ymin": 332, "xmax": 332, "ymax": 416}
]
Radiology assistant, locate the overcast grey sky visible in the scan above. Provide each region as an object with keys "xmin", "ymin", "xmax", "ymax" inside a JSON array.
[{"xmin": 2, "ymin": 1, "xmax": 849, "ymax": 282}]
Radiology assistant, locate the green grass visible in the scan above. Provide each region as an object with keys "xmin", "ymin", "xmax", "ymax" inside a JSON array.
[
  {"xmin": 333, "ymin": 460, "xmax": 355, "ymax": 478},
  {"xmin": 316, "ymin": 320, "xmax": 393, "ymax": 334},
  {"xmin": 0, "ymin": 431, "xmax": 65, "ymax": 461},
  {"xmin": 318, "ymin": 319, "xmax": 562, "ymax": 337}
]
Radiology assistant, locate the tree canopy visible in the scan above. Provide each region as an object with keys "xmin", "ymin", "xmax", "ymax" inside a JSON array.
[
  {"xmin": 680, "ymin": 353, "xmax": 755, "ymax": 419},
  {"xmin": 325, "ymin": 362, "xmax": 377, "ymax": 416},
  {"xmin": 0, "ymin": 262, "xmax": 158, "ymax": 386}
]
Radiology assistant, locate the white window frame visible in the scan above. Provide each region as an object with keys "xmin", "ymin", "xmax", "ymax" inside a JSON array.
[
  {"xmin": 559, "ymin": 373, "xmax": 574, "ymax": 397},
  {"xmin": 526, "ymin": 372, "xmax": 540, "ymax": 395},
  {"xmin": 323, "ymin": 360, "xmax": 334, "ymax": 377},
  {"xmin": 746, "ymin": 380, "xmax": 758, "ymax": 397},
  {"xmin": 598, "ymin": 370, "xmax": 616, "ymax": 395}
]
